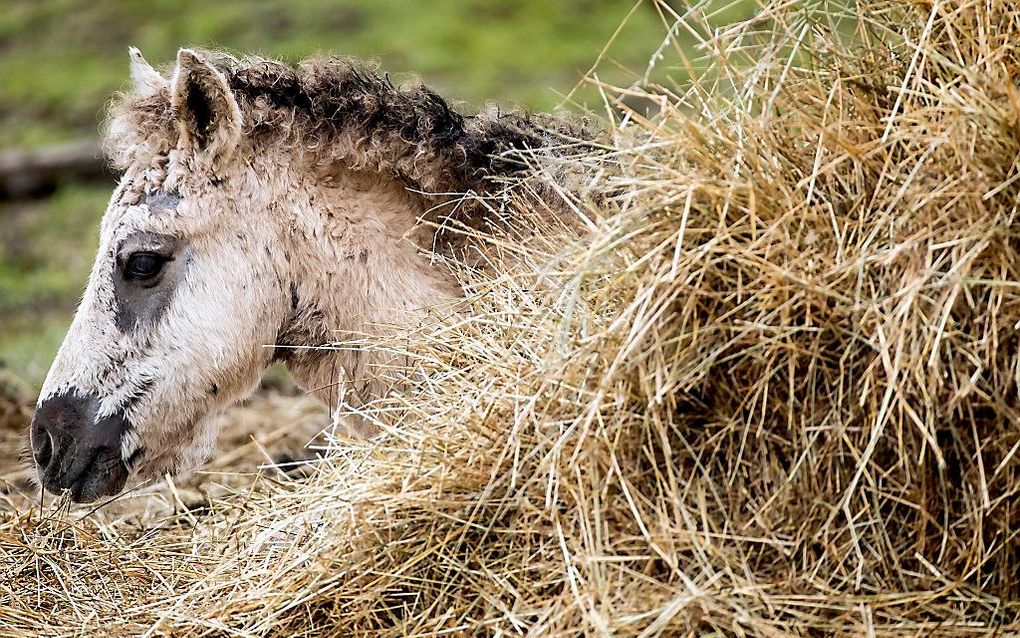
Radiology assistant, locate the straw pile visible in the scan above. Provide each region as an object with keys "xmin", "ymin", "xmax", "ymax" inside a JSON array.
[{"xmin": 2, "ymin": 0, "xmax": 1020, "ymax": 635}]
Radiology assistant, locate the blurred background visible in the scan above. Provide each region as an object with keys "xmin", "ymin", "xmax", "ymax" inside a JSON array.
[{"xmin": 0, "ymin": 0, "xmax": 752, "ymax": 389}]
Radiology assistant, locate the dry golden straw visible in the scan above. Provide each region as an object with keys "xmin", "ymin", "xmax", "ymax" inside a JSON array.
[{"xmin": 2, "ymin": 0, "xmax": 1020, "ymax": 635}]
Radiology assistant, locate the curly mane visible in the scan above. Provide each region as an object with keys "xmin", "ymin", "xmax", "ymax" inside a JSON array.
[{"xmin": 106, "ymin": 53, "xmax": 597, "ymax": 201}]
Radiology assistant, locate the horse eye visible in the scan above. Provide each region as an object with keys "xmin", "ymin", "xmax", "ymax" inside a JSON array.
[{"xmin": 124, "ymin": 252, "xmax": 166, "ymax": 280}]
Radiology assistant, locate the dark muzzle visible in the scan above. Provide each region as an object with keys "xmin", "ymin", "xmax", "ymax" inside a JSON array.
[{"xmin": 30, "ymin": 391, "xmax": 131, "ymax": 503}]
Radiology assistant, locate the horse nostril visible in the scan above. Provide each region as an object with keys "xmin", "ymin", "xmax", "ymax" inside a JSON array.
[
  {"xmin": 34, "ymin": 429, "xmax": 53, "ymax": 469},
  {"xmin": 29, "ymin": 391, "xmax": 133, "ymax": 500}
]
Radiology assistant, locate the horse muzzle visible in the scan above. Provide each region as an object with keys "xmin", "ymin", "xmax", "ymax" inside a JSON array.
[{"xmin": 30, "ymin": 391, "xmax": 131, "ymax": 503}]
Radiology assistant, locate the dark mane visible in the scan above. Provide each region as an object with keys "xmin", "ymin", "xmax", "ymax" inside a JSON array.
[{"xmin": 108, "ymin": 53, "xmax": 598, "ymax": 207}]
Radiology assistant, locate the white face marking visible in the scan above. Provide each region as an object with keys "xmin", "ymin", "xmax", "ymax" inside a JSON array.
[{"xmin": 36, "ymin": 136, "xmax": 293, "ymax": 494}]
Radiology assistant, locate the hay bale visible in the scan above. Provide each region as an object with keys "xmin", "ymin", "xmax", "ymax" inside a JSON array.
[{"xmin": 2, "ymin": 1, "xmax": 1020, "ymax": 635}]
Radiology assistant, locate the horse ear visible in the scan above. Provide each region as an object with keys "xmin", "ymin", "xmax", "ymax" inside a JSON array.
[
  {"xmin": 128, "ymin": 47, "xmax": 164, "ymax": 97},
  {"xmin": 170, "ymin": 49, "xmax": 242, "ymax": 168}
]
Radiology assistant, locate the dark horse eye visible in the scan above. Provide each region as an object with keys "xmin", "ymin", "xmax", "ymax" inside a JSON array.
[{"xmin": 124, "ymin": 252, "xmax": 166, "ymax": 280}]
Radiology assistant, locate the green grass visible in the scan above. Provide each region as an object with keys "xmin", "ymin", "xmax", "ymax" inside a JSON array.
[{"xmin": 0, "ymin": 0, "xmax": 759, "ymax": 387}]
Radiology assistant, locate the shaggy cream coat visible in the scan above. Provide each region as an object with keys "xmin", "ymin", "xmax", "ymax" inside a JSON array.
[{"xmin": 36, "ymin": 48, "xmax": 588, "ymax": 483}]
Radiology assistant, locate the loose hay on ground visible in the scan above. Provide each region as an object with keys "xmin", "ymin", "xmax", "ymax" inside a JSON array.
[{"xmin": 2, "ymin": 0, "xmax": 1020, "ymax": 635}]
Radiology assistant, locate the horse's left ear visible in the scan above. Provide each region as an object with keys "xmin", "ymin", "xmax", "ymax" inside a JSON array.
[{"xmin": 170, "ymin": 49, "xmax": 242, "ymax": 169}]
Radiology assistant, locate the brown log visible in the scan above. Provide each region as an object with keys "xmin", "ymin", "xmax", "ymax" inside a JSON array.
[{"xmin": 0, "ymin": 139, "xmax": 114, "ymax": 200}]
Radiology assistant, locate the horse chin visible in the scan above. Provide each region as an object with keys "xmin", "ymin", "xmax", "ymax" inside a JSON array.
[
  {"xmin": 128, "ymin": 448, "xmax": 209, "ymax": 491},
  {"xmin": 128, "ymin": 413, "xmax": 221, "ymax": 487}
]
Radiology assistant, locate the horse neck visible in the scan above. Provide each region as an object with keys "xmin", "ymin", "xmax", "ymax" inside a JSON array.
[{"xmin": 277, "ymin": 164, "xmax": 457, "ymax": 415}]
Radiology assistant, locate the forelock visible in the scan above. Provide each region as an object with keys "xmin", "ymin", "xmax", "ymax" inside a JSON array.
[{"xmin": 105, "ymin": 82, "xmax": 177, "ymax": 171}]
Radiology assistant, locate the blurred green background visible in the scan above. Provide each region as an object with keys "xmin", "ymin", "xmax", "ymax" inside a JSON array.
[{"xmin": 0, "ymin": 0, "xmax": 753, "ymax": 389}]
